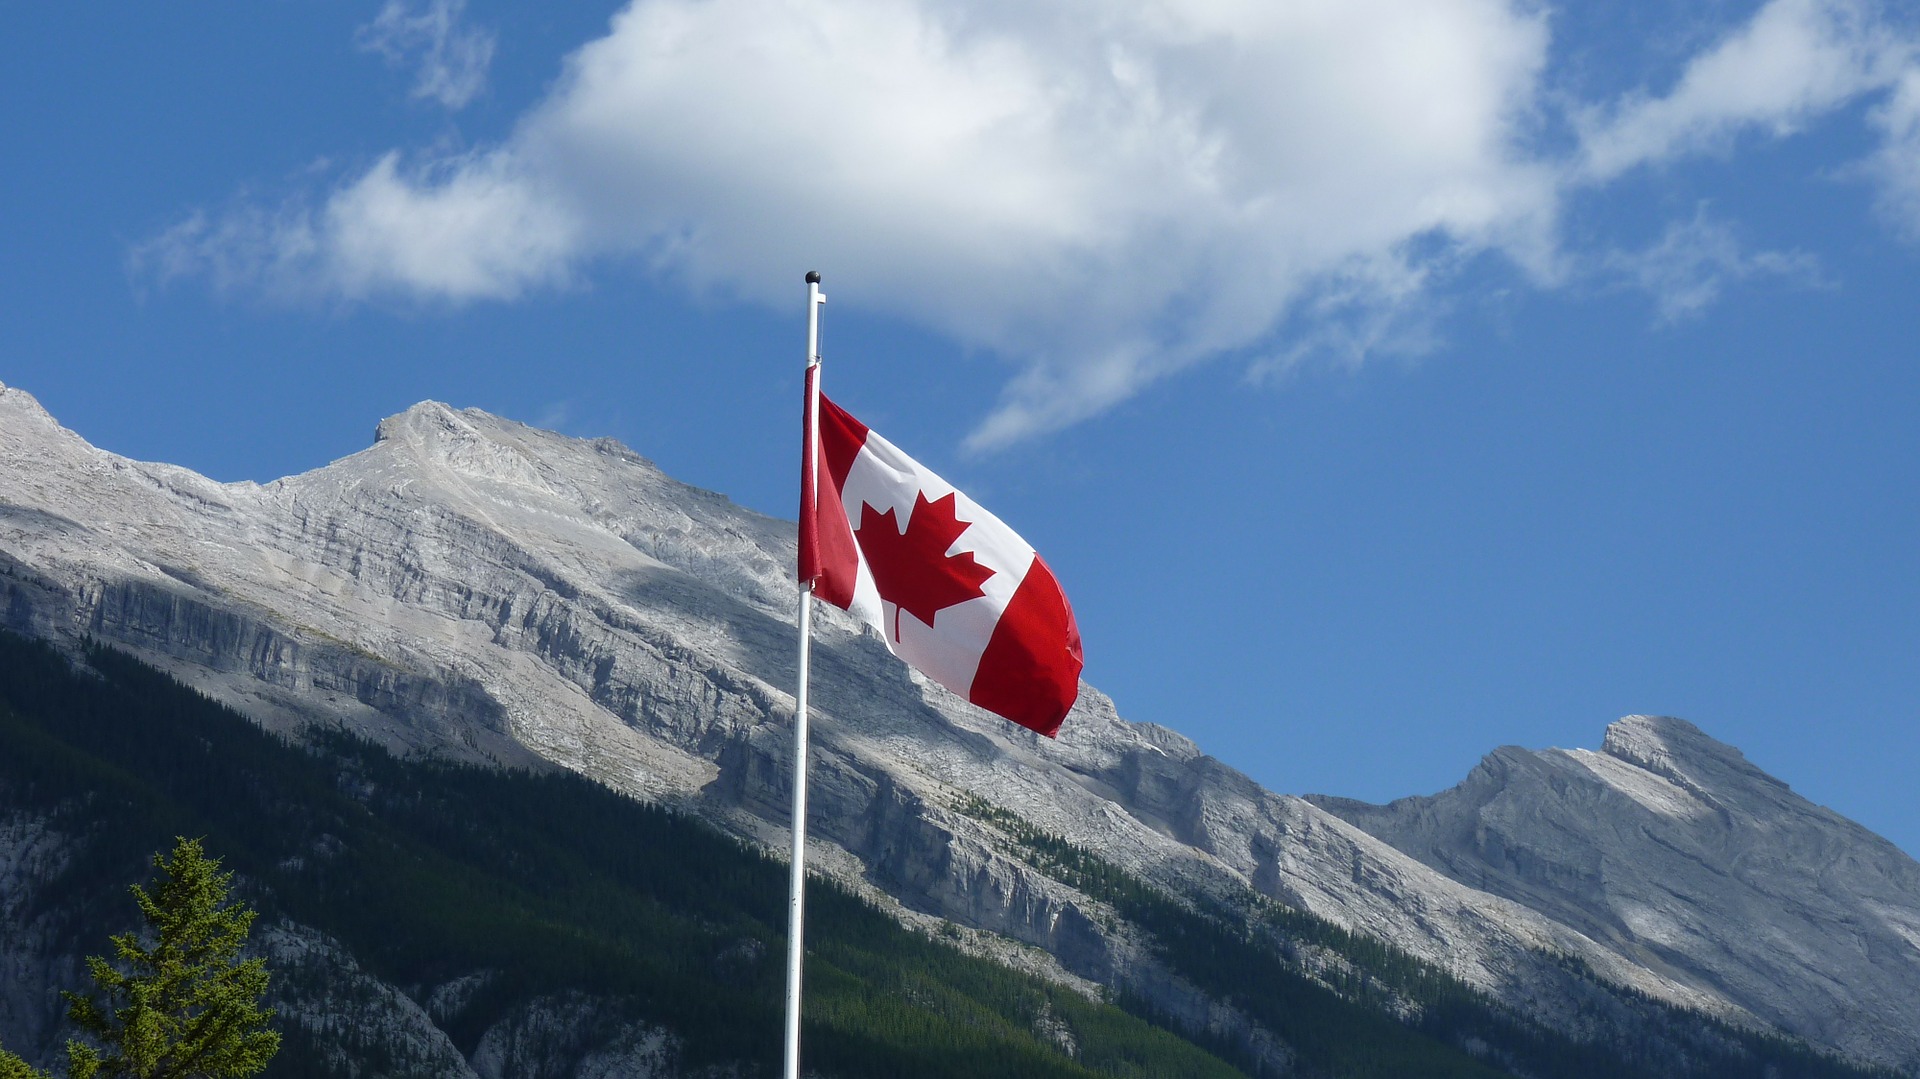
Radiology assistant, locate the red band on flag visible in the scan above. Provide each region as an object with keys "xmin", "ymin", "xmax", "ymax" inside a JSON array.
[
  {"xmin": 816, "ymin": 393, "xmax": 868, "ymax": 493},
  {"xmin": 798, "ymin": 366, "xmax": 821, "ymax": 581},
  {"xmin": 969, "ymin": 556, "xmax": 1083, "ymax": 737},
  {"xmin": 799, "ymin": 369, "xmax": 863, "ymax": 608}
]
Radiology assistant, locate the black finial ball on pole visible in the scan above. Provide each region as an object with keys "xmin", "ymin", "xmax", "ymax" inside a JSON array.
[{"xmin": 805, "ymin": 270, "xmax": 822, "ymax": 284}]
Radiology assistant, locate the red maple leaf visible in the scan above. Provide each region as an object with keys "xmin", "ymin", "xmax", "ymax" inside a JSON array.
[{"xmin": 857, "ymin": 492, "xmax": 996, "ymax": 641}]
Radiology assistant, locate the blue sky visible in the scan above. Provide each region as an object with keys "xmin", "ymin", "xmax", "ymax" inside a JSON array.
[{"xmin": 3, "ymin": 1, "xmax": 1917, "ymax": 854}]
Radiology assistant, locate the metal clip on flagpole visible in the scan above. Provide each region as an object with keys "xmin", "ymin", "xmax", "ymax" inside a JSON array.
[{"xmin": 784, "ymin": 269, "xmax": 825, "ymax": 1079}]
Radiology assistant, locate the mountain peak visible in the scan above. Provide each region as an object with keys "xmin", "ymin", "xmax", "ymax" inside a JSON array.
[
  {"xmin": 365, "ymin": 400, "xmax": 564, "ymax": 493},
  {"xmin": 373, "ymin": 399, "xmax": 471, "ymax": 445},
  {"xmin": 0, "ymin": 380, "xmax": 59, "ymax": 427},
  {"xmin": 1599, "ymin": 713, "xmax": 1769, "ymax": 789}
]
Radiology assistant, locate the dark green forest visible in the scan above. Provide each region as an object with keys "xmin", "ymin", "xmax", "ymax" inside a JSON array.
[{"xmin": 0, "ymin": 631, "xmax": 1897, "ymax": 1078}]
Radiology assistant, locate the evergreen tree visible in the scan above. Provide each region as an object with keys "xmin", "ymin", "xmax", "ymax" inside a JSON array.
[
  {"xmin": 0, "ymin": 1047, "xmax": 50, "ymax": 1079},
  {"xmin": 61, "ymin": 838, "xmax": 279, "ymax": 1079}
]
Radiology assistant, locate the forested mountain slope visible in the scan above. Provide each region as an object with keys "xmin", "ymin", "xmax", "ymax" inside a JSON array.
[{"xmin": 0, "ymin": 634, "xmax": 1891, "ymax": 1078}]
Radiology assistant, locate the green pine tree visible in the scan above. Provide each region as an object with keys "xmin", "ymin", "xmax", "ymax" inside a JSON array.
[
  {"xmin": 60, "ymin": 838, "xmax": 279, "ymax": 1079},
  {"xmin": 0, "ymin": 1047, "xmax": 50, "ymax": 1079}
]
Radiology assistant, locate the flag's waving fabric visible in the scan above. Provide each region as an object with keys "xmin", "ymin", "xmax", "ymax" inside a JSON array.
[{"xmin": 799, "ymin": 378, "xmax": 1082, "ymax": 737}]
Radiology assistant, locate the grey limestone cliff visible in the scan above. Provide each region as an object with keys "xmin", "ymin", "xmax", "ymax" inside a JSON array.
[
  {"xmin": 1311, "ymin": 715, "xmax": 1920, "ymax": 1070},
  {"xmin": 3, "ymin": 379, "xmax": 1916, "ymax": 1070}
]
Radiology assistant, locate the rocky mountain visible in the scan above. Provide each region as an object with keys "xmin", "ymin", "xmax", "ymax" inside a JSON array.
[
  {"xmin": 2, "ymin": 377, "xmax": 1916, "ymax": 1075},
  {"xmin": 1, "ymin": 634, "xmax": 1257, "ymax": 1078},
  {"xmin": 1309, "ymin": 715, "xmax": 1920, "ymax": 1068}
]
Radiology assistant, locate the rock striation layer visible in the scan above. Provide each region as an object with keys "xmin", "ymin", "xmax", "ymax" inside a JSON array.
[{"xmin": 3, "ymin": 379, "xmax": 1916, "ymax": 1069}]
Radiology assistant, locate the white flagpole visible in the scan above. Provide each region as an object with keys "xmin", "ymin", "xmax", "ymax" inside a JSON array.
[{"xmin": 783, "ymin": 269, "xmax": 825, "ymax": 1079}]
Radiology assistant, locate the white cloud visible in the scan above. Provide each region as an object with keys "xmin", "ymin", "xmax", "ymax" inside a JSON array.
[
  {"xmin": 143, "ymin": 0, "xmax": 1920, "ymax": 445},
  {"xmin": 1576, "ymin": 0, "xmax": 1911, "ymax": 180},
  {"xmin": 131, "ymin": 154, "xmax": 576, "ymax": 303},
  {"xmin": 148, "ymin": 0, "xmax": 1560, "ymax": 444},
  {"xmin": 357, "ymin": 0, "xmax": 496, "ymax": 110},
  {"xmin": 1607, "ymin": 208, "xmax": 1823, "ymax": 324},
  {"xmin": 1863, "ymin": 69, "xmax": 1920, "ymax": 236},
  {"xmin": 318, "ymin": 153, "xmax": 577, "ymax": 301}
]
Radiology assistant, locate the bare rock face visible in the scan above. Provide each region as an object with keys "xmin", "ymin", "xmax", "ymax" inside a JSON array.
[
  {"xmin": 468, "ymin": 993, "xmax": 717, "ymax": 1079},
  {"xmin": 0, "ymin": 810, "xmax": 82, "ymax": 1063},
  {"xmin": 3, "ymin": 380, "xmax": 1917, "ymax": 1069},
  {"xmin": 257, "ymin": 923, "xmax": 482, "ymax": 1079},
  {"xmin": 1310, "ymin": 715, "xmax": 1920, "ymax": 1070}
]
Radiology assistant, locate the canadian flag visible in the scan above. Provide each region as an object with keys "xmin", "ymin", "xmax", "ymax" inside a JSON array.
[{"xmin": 798, "ymin": 370, "xmax": 1083, "ymax": 737}]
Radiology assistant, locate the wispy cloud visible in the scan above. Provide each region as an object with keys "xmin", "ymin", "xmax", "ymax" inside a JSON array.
[
  {"xmin": 356, "ymin": 0, "xmax": 495, "ymax": 110},
  {"xmin": 1606, "ymin": 208, "xmax": 1824, "ymax": 324},
  {"xmin": 1244, "ymin": 252, "xmax": 1446, "ymax": 385},
  {"xmin": 1862, "ymin": 69, "xmax": 1920, "ymax": 236},
  {"xmin": 139, "ymin": 0, "xmax": 1920, "ymax": 446},
  {"xmin": 130, "ymin": 201, "xmax": 319, "ymax": 301},
  {"xmin": 1575, "ymin": 0, "xmax": 1912, "ymax": 181},
  {"xmin": 131, "ymin": 154, "xmax": 575, "ymax": 303}
]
